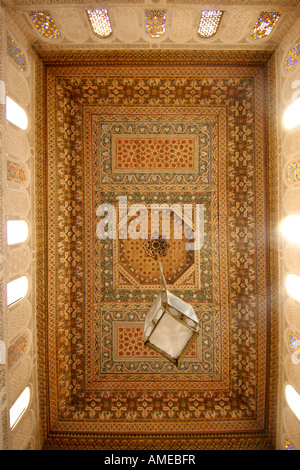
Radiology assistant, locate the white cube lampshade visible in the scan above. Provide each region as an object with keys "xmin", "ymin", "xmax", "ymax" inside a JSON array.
[{"xmin": 143, "ymin": 289, "xmax": 200, "ymax": 366}]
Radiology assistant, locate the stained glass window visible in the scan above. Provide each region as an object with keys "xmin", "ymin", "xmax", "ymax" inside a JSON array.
[
  {"xmin": 285, "ymin": 38, "xmax": 300, "ymax": 72},
  {"xmin": 87, "ymin": 9, "xmax": 112, "ymax": 38},
  {"xmin": 197, "ymin": 10, "xmax": 223, "ymax": 38},
  {"xmin": 145, "ymin": 10, "xmax": 166, "ymax": 38},
  {"xmin": 288, "ymin": 332, "xmax": 300, "ymax": 365},
  {"xmin": 284, "ymin": 440, "xmax": 295, "ymax": 450},
  {"xmin": 287, "ymin": 160, "xmax": 300, "ymax": 184},
  {"xmin": 7, "ymin": 161, "xmax": 27, "ymax": 185},
  {"xmin": 7, "ymin": 35, "xmax": 27, "ymax": 71},
  {"xmin": 29, "ymin": 11, "xmax": 60, "ymax": 40},
  {"xmin": 8, "ymin": 334, "xmax": 28, "ymax": 368},
  {"xmin": 288, "ymin": 333, "xmax": 300, "ymax": 352},
  {"xmin": 250, "ymin": 11, "xmax": 281, "ymax": 39}
]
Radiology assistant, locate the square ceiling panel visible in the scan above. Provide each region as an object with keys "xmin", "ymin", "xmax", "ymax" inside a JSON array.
[{"xmin": 35, "ymin": 50, "xmax": 278, "ymax": 450}]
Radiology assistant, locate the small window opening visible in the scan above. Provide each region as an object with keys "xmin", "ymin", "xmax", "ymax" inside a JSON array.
[
  {"xmin": 285, "ymin": 384, "xmax": 300, "ymax": 420},
  {"xmin": 280, "ymin": 215, "xmax": 300, "ymax": 244},
  {"xmin": 7, "ymin": 220, "xmax": 29, "ymax": 245},
  {"xmin": 283, "ymin": 97, "xmax": 300, "ymax": 130},
  {"xmin": 286, "ymin": 274, "xmax": 300, "ymax": 302},
  {"xmin": 6, "ymin": 96, "xmax": 28, "ymax": 130},
  {"xmin": 9, "ymin": 386, "xmax": 30, "ymax": 429},
  {"xmin": 7, "ymin": 276, "xmax": 28, "ymax": 307}
]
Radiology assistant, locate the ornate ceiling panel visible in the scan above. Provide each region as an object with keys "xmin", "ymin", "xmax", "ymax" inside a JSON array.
[{"xmin": 35, "ymin": 49, "xmax": 278, "ymax": 449}]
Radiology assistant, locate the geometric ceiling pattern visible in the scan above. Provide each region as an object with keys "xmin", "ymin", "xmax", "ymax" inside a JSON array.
[{"xmin": 35, "ymin": 48, "xmax": 279, "ymax": 450}]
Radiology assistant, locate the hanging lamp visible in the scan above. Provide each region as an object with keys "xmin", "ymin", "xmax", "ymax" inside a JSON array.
[{"xmin": 142, "ymin": 235, "xmax": 200, "ymax": 367}]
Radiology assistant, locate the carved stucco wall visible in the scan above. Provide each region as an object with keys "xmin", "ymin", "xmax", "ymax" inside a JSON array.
[
  {"xmin": 276, "ymin": 16, "xmax": 300, "ymax": 450},
  {"xmin": 0, "ymin": 6, "xmax": 40, "ymax": 450}
]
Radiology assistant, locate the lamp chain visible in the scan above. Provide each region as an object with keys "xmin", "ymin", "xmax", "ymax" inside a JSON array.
[{"xmin": 157, "ymin": 256, "xmax": 167, "ymax": 291}]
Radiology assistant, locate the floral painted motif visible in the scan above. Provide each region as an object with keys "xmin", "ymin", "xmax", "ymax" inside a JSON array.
[{"xmin": 39, "ymin": 50, "xmax": 278, "ymax": 449}]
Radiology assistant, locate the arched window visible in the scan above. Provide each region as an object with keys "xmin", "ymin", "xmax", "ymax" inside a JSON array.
[
  {"xmin": 6, "ymin": 96, "xmax": 28, "ymax": 130},
  {"xmin": 9, "ymin": 386, "xmax": 30, "ymax": 429},
  {"xmin": 286, "ymin": 274, "xmax": 300, "ymax": 302},
  {"xmin": 250, "ymin": 11, "xmax": 281, "ymax": 39},
  {"xmin": 280, "ymin": 215, "xmax": 300, "ymax": 244},
  {"xmin": 197, "ymin": 10, "xmax": 223, "ymax": 38},
  {"xmin": 288, "ymin": 332, "xmax": 300, "ymax": 352},
  {"xmin": 145, "ymin": 10, "xmax": 166, "ymax": 38},
  {"xmin": 285, "ymin": 384, "xmax": 300, "ymax": 420},
  {"xmin": 6, "ymin": 276, "xmax": 29, "ymax": 307},
  {"xmin": 284, "ymin": 439, "xmax": 295, "ymax": 450},
  {"xmin": 287, "ymin": 160, "xmax": 300, "ymax": 184},
  {"xmin": 283, "ymin": 97, "xmax": 300, "ymax": 130},
  {"xmin": 29, "ymin": 11, "xmax": 60, "ymax": 39},
  {"xmin": 288, "ymin": 332, "xmax": 300, "ymax": 365},
  {"xmin": 284, "ymin": 38, "xmax": 300, "ymax": 72},
  {"xmin": 7, "ymin": 161, "xmax": 27, "ymax": 185},
  {"xmin": 7, "ymin": 220, "xmax": 29, "ymax": 245},
  {"xmin": 87, "ymin": 9, "xmax": 112, "ymax": 38},
  {"xmin": 7, "ymin": 34, "xmax": 27, "ymax": 72},
  {"xmin": 8, "ymin": 334, "xmax": 28, "ymax": 369}
]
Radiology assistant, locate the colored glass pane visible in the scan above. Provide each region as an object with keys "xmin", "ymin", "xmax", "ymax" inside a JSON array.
[
  {"xmin": 197, "ymin": 10, "xmax": 223, "ymax": 38},
  {"xmin": 288, "ymin": 332, "xmax": 300, "ymax": 365},
  {"xmin": 7, "ymin": 161, "xmax": 27, "ymax": 185},
  {"xmin": 30, "ymin": 11, "xmax": 60, "ymax": 39},
  {"xmin": 285, "ymin": 38, "xmax": 300, "ymax": 71},
  {"xmin": 24, "ymin": 442, "xmax": 33, "ymax": 450},
  {"xmin": 287, "ymin": 160, "xmax": 300, "ymax": 184},
  {"xmin": 250, "ymin": 11, "xmax": 281, "ymax": 39},
  {"xmin": 288, "ymin": 333, "xmax": 300, "ymax": 352},
  {"xmin": 284, "ymin": 440, "xmax": 295, "ymax": 450},
  {"xmin": 7, "ymin": 35, "xmax": 27, "ymax": 71},
  {"xmin": 145, "ymin": 10, "xmax": 166, "ymax": 38},
  {"xmin": 87, "ymin": 9, "xmax": 112, "ymax": 38},
  {"xmin": 8, "ymin": 334, "xmax": 28, "ymax": 368}
]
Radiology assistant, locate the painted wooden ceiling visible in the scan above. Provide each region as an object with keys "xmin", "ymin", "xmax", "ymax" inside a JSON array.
[{"xmin": 8, "ymin": 0, "xmax": 300, "ymax": 451}]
